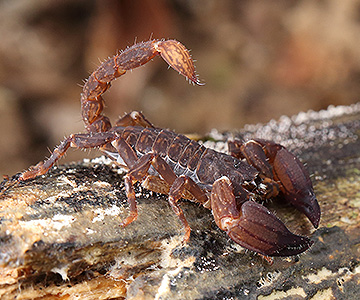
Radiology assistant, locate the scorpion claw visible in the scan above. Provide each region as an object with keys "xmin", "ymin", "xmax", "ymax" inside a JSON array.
[
  {"xmin": 240, "ymin": 139, "xmax": 321, "ymax": 229},
  {"xmin": 271, "ymin": 147, "xmax": 321, "ymax": 228},
  {"xmin": 211, "ymin": 177, "xmax": 313, "ymax": 257},
  {"xmin": 228, "ymin": 201, "xmax": 313, "ymax": 257}
]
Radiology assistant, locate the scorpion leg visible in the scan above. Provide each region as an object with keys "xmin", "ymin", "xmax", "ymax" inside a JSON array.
[
  {"xmin": 229, "ymin": 139, "xmax": 320, "ymax": 228},
  {"xmin": 113, "ymin": 138, "xmax": 208, "ymax": 240},
  {"xmin": 102, "ymin": 110, "xmax": 154, "ymax": 159},
  {"xmin": 168, "ymin": 175, "xmax": 208, "ymax": 242},
  {"xmin": 228, "ymin": 140, "xmax": 279, "ymax": 199},
  {"xmin": 19, "ymin": 132, "xmax": 117, "ymax": 181},
  {"xmin": 228, "ymin": 140, "xmax": 273, "ymax": 178},
  {"xmin": 120, "ymin": 153, "xmax": 154, "ymax": 227},
  {"xmin": 211, "ymin": 176, "xmax": 313, "ymax": 257}
]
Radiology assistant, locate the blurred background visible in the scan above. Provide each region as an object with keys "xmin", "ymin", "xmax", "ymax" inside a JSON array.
[{"xmin": 1, "ymin": 0, "xmax": 360, "ymax": 177}]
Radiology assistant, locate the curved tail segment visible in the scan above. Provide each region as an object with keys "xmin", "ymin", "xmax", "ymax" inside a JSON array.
[
  {"xmin": 81, "ymin": 39, "xmax": 202, "ymax": 133},
  {"xmin": 211, "ymin": 177, "xmax": 313, "ymax": 257}
]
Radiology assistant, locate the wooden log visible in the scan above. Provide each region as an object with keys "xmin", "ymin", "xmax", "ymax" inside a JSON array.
[{"xmin": 1, "ymin": 103, "xmax": 360, "ymax": 299}]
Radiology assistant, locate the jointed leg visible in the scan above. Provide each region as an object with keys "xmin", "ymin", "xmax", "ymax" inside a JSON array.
[
  {"xmin": 228, "ymin": 140, "xmax": 279, "ymax": 199},
  {"xmin": 113, "ymin": 137, "xmax": 208, "ymax": 241},
  {"xmin": 168, "ymin": 175, "xmax": 208, "ymax": 242},
  {"xmin": 20, "ymin": 132, "xmax": 117, "ymax": 181},
  {"xmin": 118, "ymin": 153, "xmax": 154, "ymax": 227},
  {"xmin": 228, "ymin": 140, "xmax": 273, "ymax": 179}
]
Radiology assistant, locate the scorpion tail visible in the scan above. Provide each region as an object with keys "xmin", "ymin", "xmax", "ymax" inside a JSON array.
[
  {"xmin": 211, "ymin": 177, "xmax": 313, "ymax": 257},
  {"xmin": 154, "ymin": 39, "xmax": 204, "ymax": 85}
]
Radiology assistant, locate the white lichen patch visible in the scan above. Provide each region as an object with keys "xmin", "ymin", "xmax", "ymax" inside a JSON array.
[
  {"xmin": 303, "ymin": 265, "xmax": 360, "ymax": 289},
  {"xmin": 92, "ymin": 205, "xmax": 123, "ymax": 223},
  {"xmin": 340, "ymin": 216, "xmax": 357, "ymax": 225},
  {"xmin": 89, "ymin": 155, "xmax": 114, "ymax": 165},
  {"xmin": 303, "ymin": 267, "xmax": 335, "ymax": 284},
  {"xmin": 201, "ymin": 129, "xmax": 229, "ymax": 153},
  {"xmin": 18, "ymin": 214, "xmax": 76, "ymax": 240},
  {"xmin": 51, "ymin": 264, "xmax": 70, "ymax": 281},
  {"xmin": 155, "ymin": 266, "xmax": 187, "ymax": 300},
  {"xmin": 258, "ymin": 287, "xmax": 307, "ymax": 299},
  {"xmin": 43, "ymin": 191, "xmax": 71, "ymax": 204},
  {"xmin": 109, "ymin": 237, "xmax": 198, "ymax": 299},
  {"xmin": 292, "ymin": 103, "xmax": 360, "ymax": 124},
  {"xmin": 58, "ymin": 175, "xmax": 78, "ymax": 188},
  {"xmin": 155, "ymin": 236, "xmax": 196, "ymax": 299},
  {"xmin": 257, "ymin": 270, "xmax": 281, "ymax": 289},
  {"xmin": 82, "ymin": 155, "xmax": 128, "ymax": 175},
  {"xmin": 225, "ymin": 242, "xmax": 245, "ymax": 254},
  {"xmin": 51, "ymin": 214, "xmax": 76, "ymax": 230},
  {"xmin": 336, "ymin": 265, "xmax": 360, "ymax": 292},
  {"xmin": 93, "ymin": 180, "xmax": 112, "ymax": 188},
  {"xmin": 311, "ymin": 287, "xmax": 335, "ymax": 300},
  {"xmin": 88, "ymin": 155, "xmax": 127, "ymax": 172},
  {"xmin": 159, "ymin": 236, "xmax": 195, "ymax": 269},
  {"xmin": 240, "ymin": 103, "xmax": 360, "ymax": 151},
  {"xmin": 85, "ymin": 228, "xmax": 95, "ymax": 235}
]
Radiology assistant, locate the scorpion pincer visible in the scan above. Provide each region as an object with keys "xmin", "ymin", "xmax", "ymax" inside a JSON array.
[{"xmin": 17, "ymin": 39, "xmax": 320, "ymax": 257}]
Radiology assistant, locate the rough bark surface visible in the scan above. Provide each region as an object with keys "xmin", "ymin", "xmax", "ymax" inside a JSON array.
[{"xmin": 1, "ymin": 103, "xmax": 360, "ymax": 300}]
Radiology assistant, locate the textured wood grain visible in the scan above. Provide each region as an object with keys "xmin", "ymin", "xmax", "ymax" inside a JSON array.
[{"xmin": 1, "ymin": 103, "xmax": 360, "ymax": 299}]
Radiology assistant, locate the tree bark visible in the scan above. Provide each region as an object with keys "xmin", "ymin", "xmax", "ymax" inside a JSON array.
[{"xmin": 1, "ymin": 103, "xmax": 360, "ymax": 299}]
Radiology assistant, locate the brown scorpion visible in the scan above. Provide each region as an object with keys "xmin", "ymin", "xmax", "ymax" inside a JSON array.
[{"xmin": 13, "ymin": 39, "xmax": 320, "ymax": 257}]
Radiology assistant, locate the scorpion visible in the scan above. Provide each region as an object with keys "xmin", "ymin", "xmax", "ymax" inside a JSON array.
[{"xmin": 13, "ymin": 39, "xmax": 320, "ymax": 257}]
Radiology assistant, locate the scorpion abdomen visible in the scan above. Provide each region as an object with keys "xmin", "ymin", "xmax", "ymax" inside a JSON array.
[
  {"xmin": 118, "ymin": 126, "xmax": 259, "ymax": 191},
  {"xmin": 119, "ymin": 126, "xmax": 205, "ymax": 180}
]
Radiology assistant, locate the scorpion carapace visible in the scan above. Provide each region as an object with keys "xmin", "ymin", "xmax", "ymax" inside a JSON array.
[{"xmin": 16, "ymin": 39, "xmax": 320, "ymax": 257}]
